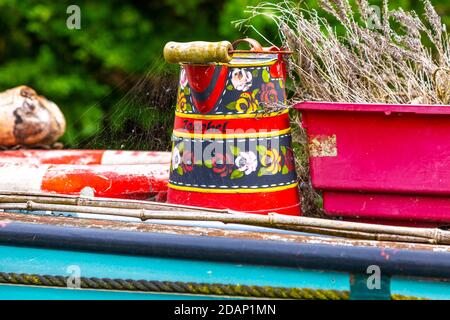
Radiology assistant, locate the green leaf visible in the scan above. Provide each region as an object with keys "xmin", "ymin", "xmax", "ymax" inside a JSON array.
[
  {"xmin": 262, "ymin": 69, "xmax": 270, "ymax": 83},
  {"xmin": 252, "ymin": 88, "xmax": 259, "ymax": 97},
  {"xmin": 177, "ymin": 166, "xmax": 183, "ymax": 175},
  {"xmin": 282, "ymin": 165, "xmax": 289, "ymax": 175},
  {"xmin": 185, "ymin": 104, "xmax": 193, "ymax": 111},
  {"xmin": 252, "ymin": 69, "xmax": 259, "ymax": 78},
  {"xmin": 225, "ymin": 101, "xmax": 237, "ymax": 110},
  {"xmin": 256, "ymin": 145, "xmax": 267, "ymax": 155},
  {"xmin": 230, "ymin": 169, "xmax": 244, "ymax": 179},
  {"xmin": 226, "ymin": 84, "xmax": 234, "ymax": 90},
  {"xmin": 230, "ymin": 145, "xmax": 240, "ymax": 156},
  {"xmin": 204, "ymin": 159, "xmax": 213, "ymax": 168},
  {"xmin": 258, "ymin": 167, "xmax": 269, "ymax": 177},
  {"xmin": 281, "ymin": 146, "xmax": 287, "ymax": 156},
  {"xmin": 183, "ymin": 86, "xmax": 190, "ymax": 95},
  {"xmin": 194, "ymin": 159, "xmax": 203, "ymax": 166}
]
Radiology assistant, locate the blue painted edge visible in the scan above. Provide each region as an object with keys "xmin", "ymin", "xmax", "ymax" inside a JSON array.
[{"xmin": 0, "ymin": 221, "xmax": 450, "ymax": 280}]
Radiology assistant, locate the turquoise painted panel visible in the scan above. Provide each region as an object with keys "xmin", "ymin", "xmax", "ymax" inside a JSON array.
[
  {"xmin": 1, "ymin": 245, "xmax": 449, "ymax": 299},
  {"xmin": 0, "ymin": 284, "xmax": 218, "ymax": 300},
  {"xmin": 391, "ymin": 277, "xmax": 450, "ymax": 300},
  {"xmin": 0, "ymin": 245, "xmax": 349, "ymax": 291}
]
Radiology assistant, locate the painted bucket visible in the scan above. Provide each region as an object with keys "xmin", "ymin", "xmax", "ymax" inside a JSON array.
[
  {"xmin": 295, "ymin": 101, "xmax": 450, "ymax": 226},
  {"xmin": 164, "ymin": 39, "xmax": 300, "ymax": 215}
]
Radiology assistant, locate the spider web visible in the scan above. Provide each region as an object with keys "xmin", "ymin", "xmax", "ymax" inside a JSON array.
[{"xmin": 68, "ymin": 59, "xmax": 178, "ymax": 152}]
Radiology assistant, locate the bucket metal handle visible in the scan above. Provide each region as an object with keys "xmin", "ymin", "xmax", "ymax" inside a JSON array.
[{"xmin": 231, "ymin": 38, "xmax": 264, "ymax": 51}]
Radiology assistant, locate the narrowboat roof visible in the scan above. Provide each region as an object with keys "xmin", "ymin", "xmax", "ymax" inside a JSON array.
[{"xmin": 1, "ymin": 210, "xmax": 450, "ymax": 280}]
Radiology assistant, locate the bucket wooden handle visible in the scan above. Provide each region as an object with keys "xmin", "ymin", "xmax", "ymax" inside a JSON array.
[{"xmin": 163, "ymin": 41, "xmax": 233, "ymax": 64}]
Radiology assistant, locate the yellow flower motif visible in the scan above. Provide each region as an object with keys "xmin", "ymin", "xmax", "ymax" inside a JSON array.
[
  {"xmin": 235, "ymin": 91, "xmax": 259, "ymax": 114},
  {"xmin": 176, "ymin": 91, "xmax": 187, "ymax": 112},
  {"xmin": 261, "ymin": 148, "xmax": 282, "ymax": 174}
]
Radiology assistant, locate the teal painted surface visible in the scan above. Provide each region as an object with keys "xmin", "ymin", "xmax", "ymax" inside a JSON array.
[
  {"xmin": 350, "ymin": 275, "xmax": 391, "ymax": 300},
  {"xmin": 0, "ymin": 284, "xmax": 217, "ymax": 300},
  {"xmin": 391, "ymin": 277, "xmax": 450, "ymax": 300},
  {"xmin": 0, "ymin": 245, "xmax": 349, "ymax": 294},
  {"xmin": 2, "ymin": 244, "xmax": 449, "ymax": 300}
]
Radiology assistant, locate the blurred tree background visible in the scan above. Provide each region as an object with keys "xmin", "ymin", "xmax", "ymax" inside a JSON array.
[{"xmin": 0, "ymin": 0, "xmax": 448, "ymax": 150}]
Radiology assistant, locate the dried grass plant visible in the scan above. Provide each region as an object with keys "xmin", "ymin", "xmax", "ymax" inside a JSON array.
[
  {"xmin": 236, "ymin": 0, "xmax": 450, "ymax": 216},
  {"xmin": 236, "ymin": 0, "xmax": 450, "ymax": 105}
]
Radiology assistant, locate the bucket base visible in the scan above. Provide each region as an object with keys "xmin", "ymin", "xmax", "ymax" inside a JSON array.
[
  {"xmin": 323, "ymin": 191, "xmax": 450, "ymax": 227},
  {"xmin": 167, "ymin": 186, "xmax": 301, "ymax": 216}
]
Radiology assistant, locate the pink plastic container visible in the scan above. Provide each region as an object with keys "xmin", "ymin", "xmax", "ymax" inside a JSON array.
[{"xmin": 295, "ymin": 101, "xmax": 450, "ymax": 226}]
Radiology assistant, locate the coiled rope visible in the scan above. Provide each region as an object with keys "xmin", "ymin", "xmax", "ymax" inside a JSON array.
[{"xmin": 0, "ymin": 272, "xmax": 423, "ymax": 300}]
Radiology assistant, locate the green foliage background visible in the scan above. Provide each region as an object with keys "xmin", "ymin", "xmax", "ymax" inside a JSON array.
[{"xmin": 0, "ymin": 0, "xmax": 448, "ymax": 150}]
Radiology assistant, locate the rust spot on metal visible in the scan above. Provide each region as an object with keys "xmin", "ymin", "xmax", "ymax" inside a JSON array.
[
  {"xmin": 0, "ymin": 212, "xmax": 449, "ymax": 253},
  {"xmin": 309, "ymin": 134, "xmax": 337, "ymax": 157}
]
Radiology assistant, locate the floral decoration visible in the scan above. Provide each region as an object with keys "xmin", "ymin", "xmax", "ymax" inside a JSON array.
[
  {"xmin": 180, "ymin": 67, "xmax": 188, "ymax": 89},
  {"xmin": 176, "ymin": 91, "xmax": 188, "ymax": 112},
  {"xmin": 172, "ymin": 146, "xmax": 181, "ymax": 170},
  {"xmin": 181, "ymin": 150, "xmax": 194, "ymax": 173},
  {"xmin": 171, "ymin": 143, "xmax": 295, "ymax": 179},
  {"xmin": 231, "ymin": 68, "xmax": 253, "ymax": 91},
  {"xmin": 224, "ymin": 67, "xmax": 285, "ymax": 114},
  {"xmin": 226, "ymin": 90, "xmax": 261, "ymax": 113},
  {"xmin": 176, "ymin": 68, "xmax": 193, "ymax": 113},
  {"xmin": 235, "ymin": 151, "xmax": 258, "ymax": 175},
  {"xmin": 177, "ymin": 65, "xmax": 285, "ymax": 115},
  {"xmin": 283, "ymin": 146, "xmax": 295, "ymax": 172},
  {"xmin": 211, "ymin": 152, "xmax": 234, "ymax": 177},
  {"xmin": 260, "ymin": 82, "xmax": 278, "ymax": 104},
  {"xmin": 259, "ymin": 148, "xmax": 282, "ymax": 175}
]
